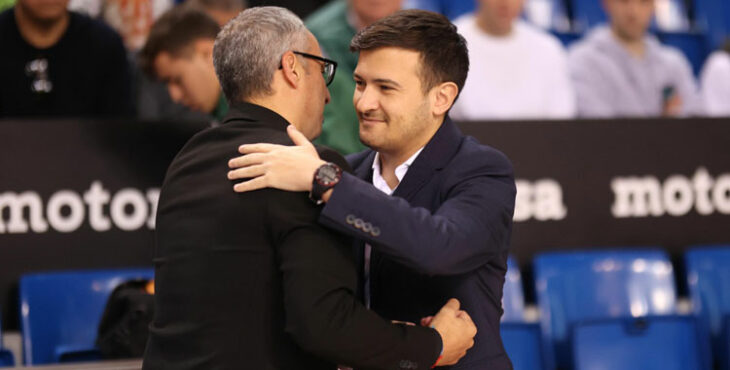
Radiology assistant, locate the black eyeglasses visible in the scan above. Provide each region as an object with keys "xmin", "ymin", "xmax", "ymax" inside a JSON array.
[{"xmin": 280, "ymin": 51, "xmax": 338, "ymax": 86}]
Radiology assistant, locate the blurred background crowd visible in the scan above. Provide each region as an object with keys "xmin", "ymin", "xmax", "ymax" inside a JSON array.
[{"xmin": 1, "ymin": 0, "xmax": 729, "ymax": 155}]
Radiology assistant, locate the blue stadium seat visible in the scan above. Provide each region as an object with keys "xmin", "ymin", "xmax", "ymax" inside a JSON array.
[
  {"xmin": 0, "ymin": 308, "xmax": 14, "ymax": 367},
  {"xmin": 502, "ymin": 256, "xmax": 525, "ymax": 323},
  {"xmin": 693, "ymin": 0, "xmax": 729, "ymax": 50},
  {"xmin": 534, "ymin": 249, "xmax": 677, "ymax": 369},
  {"xmin": 501, "ymin": 257, "xmax": 546, "ymax": 370},
  {"xmin": 19, "ymin": 268, "xmax": 154, "ymax": 365},
  {"xmin": 656, "ymin": 31, "xmax": 708, "ymax": 75},
  {"xmin": 570, "ymin": 0, "xmax": 606, "ymax": 31},
  {"xmin": 572, "ymin": 316, "xmax": 710, "ymax": 370},
  {"xmin": 502, "ymin": 322, "xmax": 545, "ymax": 370},
  {"xmin": 686, "ymin": 245, "xmax": 730, "ymax": 369}
]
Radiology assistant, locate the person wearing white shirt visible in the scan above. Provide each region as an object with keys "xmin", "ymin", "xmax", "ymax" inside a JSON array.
[
  {"xmin": 700, "ymin": 46, "xmax": 730, "ymax": 117},
  {"xmin": 450, "ymin": 0, "xmax": 576, "ymax": 120},
  {"xmin": 568, "ymin": 0, "xmax": 702, "ymax": 118}
]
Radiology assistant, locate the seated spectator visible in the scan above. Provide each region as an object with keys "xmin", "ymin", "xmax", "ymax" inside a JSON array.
[
  {"xmin": 569, "ymin": 0, "xmax": 702, "ymax": 118},
  {"xmin": 305, "ymin": 0, "xmax": 402, "ymax": 155},
  {"xmin": 138, "ymin": 7, "xmax": 228, "ymax": 123},
  {"xmin": 450, "ymin": 0, "xmax": 576, "ymax": 120},
  {"xmin": 184, "ymin": 0, "xmax": 246, "ymax": 27},
  {"xmin": 700, "ymin": 41, "xmax": 730, "ymax": 117},
  {"xmin": 0, "ymin": 0, "xmax": 134, "ymax": 117}
]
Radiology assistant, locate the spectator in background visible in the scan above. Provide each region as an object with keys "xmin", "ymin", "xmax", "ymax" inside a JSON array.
[
  {"xmin": 569, "ymin": 0, "xmax": 702, "ymax": 118},
  {"xmin": 449, "ymin": 0, "xmax": 576, "ymax": 120},
  {"xmin": 138, "ymin": 7, "xmax": 228, "ymax": 123},
  {"xmin": 0, "ymin": 0, "xmax": 134, "ymax": 117},
  {"xmin": 0, "ymin": 0, "xmax": 13, "ymax": 12},
  {"xmin": 700, "ymin": 40, "xmax": 730, "ymax": 117},
  {"xmin": 184, "ymin": 0, "xmax": 245, "ymax": 26},
  {"xmin": 306, "ymin": 0, "xmax": 402, "ymax": 155}
]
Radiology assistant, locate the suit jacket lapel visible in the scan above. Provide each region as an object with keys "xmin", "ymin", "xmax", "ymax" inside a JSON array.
[{"xmin": 392, "ymin": 117, "xmax": 464, "ymax": 201}]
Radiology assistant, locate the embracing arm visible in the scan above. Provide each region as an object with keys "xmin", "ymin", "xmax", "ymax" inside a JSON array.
[
  {"xmin": 319, "ymin": 156, "xmax": 515, "ymax": 276},
  {"xmin": 271, "ymin": 192, "xmax": 474, "ymax": 369},
  {"xmin": 227, "ymin": 126, "xmax": 515, "ymax": 277}
]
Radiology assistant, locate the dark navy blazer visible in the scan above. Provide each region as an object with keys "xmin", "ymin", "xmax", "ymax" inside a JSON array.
[{"xmin": 319, "ymin": 117, "xmax": 516, "ymax": 369}]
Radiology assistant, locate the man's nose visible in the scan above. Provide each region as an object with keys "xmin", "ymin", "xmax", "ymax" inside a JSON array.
[{"xmin": 355, "ymin": 86, "xmax": 378, "ymax": 112}]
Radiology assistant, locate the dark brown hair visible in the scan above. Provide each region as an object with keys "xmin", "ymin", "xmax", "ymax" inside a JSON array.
[
  {"xmin": 350, "ymin": 9, "xmax": 469, "ymax": 95},
  {"xmin": 138, "ymin": 7, "xmax": 221, "ymax": 77}
]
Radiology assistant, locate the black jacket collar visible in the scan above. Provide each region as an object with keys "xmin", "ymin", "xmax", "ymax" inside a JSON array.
[{"xmin": 222, "ymin": 101, "xmax": 291, "ymax": 132}]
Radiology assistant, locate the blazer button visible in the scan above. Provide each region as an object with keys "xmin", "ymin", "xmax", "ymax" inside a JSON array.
[
  {"xmin": 354, "ymin": 218, "xmax": 364, "ymax": 229},
  {"xmin": 363, "ymin": 222, "xmax": 373, "ymax": 233},
  {"xmin": 346, "ymin": 214, "xmax": 356, "ymax": 224},
  {"xmin": 371, "ymin": 227, "xmax": 381, "ymax": 237}
]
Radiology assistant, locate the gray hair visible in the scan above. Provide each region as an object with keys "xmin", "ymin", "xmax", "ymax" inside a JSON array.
[{"xmin": 213, "ymin": 6, "xmax": 308, "ymax": 103}]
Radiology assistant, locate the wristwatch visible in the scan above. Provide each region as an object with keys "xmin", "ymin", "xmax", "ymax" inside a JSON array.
[{"xmin": 310, "ymin": 162, "xmax": 342, "ymax": 204}]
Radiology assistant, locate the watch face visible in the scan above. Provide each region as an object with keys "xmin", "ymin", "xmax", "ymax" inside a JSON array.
[{"xmin": 317, "ymin": 164, "xmax": 341, "ymax": 186}]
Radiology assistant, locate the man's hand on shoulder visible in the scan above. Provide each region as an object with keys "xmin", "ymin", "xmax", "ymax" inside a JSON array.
[
  {"xmin": 426, "ymin": 299, "xmax": 477, "ymax": 367},
  {"xmin": 228, "ymin": 125, "xmax": 326, "ymax": 192}
]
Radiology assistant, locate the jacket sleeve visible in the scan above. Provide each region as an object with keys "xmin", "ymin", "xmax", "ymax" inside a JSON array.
[
  {"xmin": 319, "ymin": 149, "xmax": 515, "ymax": 276},
  {"xmin": 269, "ymin": 191, "xmax": 442, "ymax": 370}
]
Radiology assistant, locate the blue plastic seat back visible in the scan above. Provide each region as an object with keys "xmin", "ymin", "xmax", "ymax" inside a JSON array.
[
  {"xmin": 570, "ymin": 0, "xmax": 607, "ymax": 31},
  {"xmin": 693, "ymin": 0, "xmax": 729, "ymax": 49},
  {"xmin": 656, "ymin": 32, "xmax": 707, "ymax": 75},
  {"xmin": 19, "ymin": 268, "xmax": 154, "ymax": 365},
  {"xmin": 534, "ymin": 249, "xmax": 677, "ymax": 368},
  {"xmin": 573, "ymin": 316, "xmax": 710, "ymax": 370},
  {"xmin": 502, "ymin": 256, "xmax": 525, "ymax": 323},
  {"xmin": 685, "ymin": 246, "xmax": 730, "ymax": 364},
  {"xmin": 501, "ymin": 322, "xmax": 544, "ymax": 370}
]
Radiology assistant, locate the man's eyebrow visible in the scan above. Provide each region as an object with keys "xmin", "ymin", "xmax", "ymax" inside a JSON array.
[{"xmin": 353, "ymin": 73, "xmax": 402, "ymax": 88}]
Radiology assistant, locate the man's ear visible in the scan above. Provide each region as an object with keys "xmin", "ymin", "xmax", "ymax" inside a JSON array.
[
  {"xmin": 280, "ymin": 51, "xmax": 302, "ymax": 89},
  {"xmin": 431, "ymin": 82, "xmax": 459, "ymax": 116},
  {"xmin": 197, "ymin": 39, "xmax": 216, "ymax": 62}
]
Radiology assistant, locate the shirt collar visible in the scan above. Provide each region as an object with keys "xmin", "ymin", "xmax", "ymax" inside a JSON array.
[{"xmin": 371, "ymin": 147, "xmax": 424, "ymax": 192}]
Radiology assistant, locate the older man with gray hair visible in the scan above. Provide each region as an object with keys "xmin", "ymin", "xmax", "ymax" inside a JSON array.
[{"xmin": 142, "ymin": 6, "xmax": 476, "ymax": 370}]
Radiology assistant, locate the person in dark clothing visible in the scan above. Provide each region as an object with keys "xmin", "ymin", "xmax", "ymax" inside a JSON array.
[
  {"xmin": 143, "ymin": 6, "xmax": 477, "ymax": 370},
  {"xmin": 0, "ymin": 0, "xmax": 133, "ymax": 118}
]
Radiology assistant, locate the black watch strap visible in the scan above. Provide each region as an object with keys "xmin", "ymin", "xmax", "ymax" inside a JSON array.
[{"xmin": 310, "ymin": 162, "xmax": 342, "ymax": 204}]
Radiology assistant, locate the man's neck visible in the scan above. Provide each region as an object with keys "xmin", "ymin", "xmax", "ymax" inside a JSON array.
[
  {"xmin": 476, "ymin": 14, "xmax": 513, "ymax": 37},
  {"xmin": 377, "ymin": 149, "xmax": 419, "ymax": 191},
  {"xmin": 15, "ymin": 6, "xmax": 69, "ymax": 49},
  {"xmin": 376, "ymin": 120, "xmax": 441, "ymax": 189},
  {"xmin": 247, "ymin": 96, "xmax": 301, "ymax": 130},
  {"xmin": 611, "ymin": 27, "xmax": 646, "ymax": 58}
]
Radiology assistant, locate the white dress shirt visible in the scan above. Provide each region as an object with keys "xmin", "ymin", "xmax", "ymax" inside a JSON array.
[{"xmin": 364, "ymin": 148, "xmax": 424, "ymax": 307}]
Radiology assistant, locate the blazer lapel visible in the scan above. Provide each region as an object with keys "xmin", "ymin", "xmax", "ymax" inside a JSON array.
[{"xmin": 392, "ymin": 117, "xmax": 464, "ymax": 201}]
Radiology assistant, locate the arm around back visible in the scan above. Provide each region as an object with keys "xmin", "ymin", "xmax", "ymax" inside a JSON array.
[{"xmin": 269, "ymin": 190, "xmax": 443, "ymax": 369}]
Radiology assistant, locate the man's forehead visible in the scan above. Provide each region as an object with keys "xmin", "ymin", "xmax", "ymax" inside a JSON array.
[{"xmin": 354, "ymin": 47, "xmax": 421, "ymax": 78}]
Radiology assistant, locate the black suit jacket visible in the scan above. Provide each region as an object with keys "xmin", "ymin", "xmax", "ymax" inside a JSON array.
[{"xmin": 143, "ymin": 102, "xmax": 441, "ymax": 370}]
